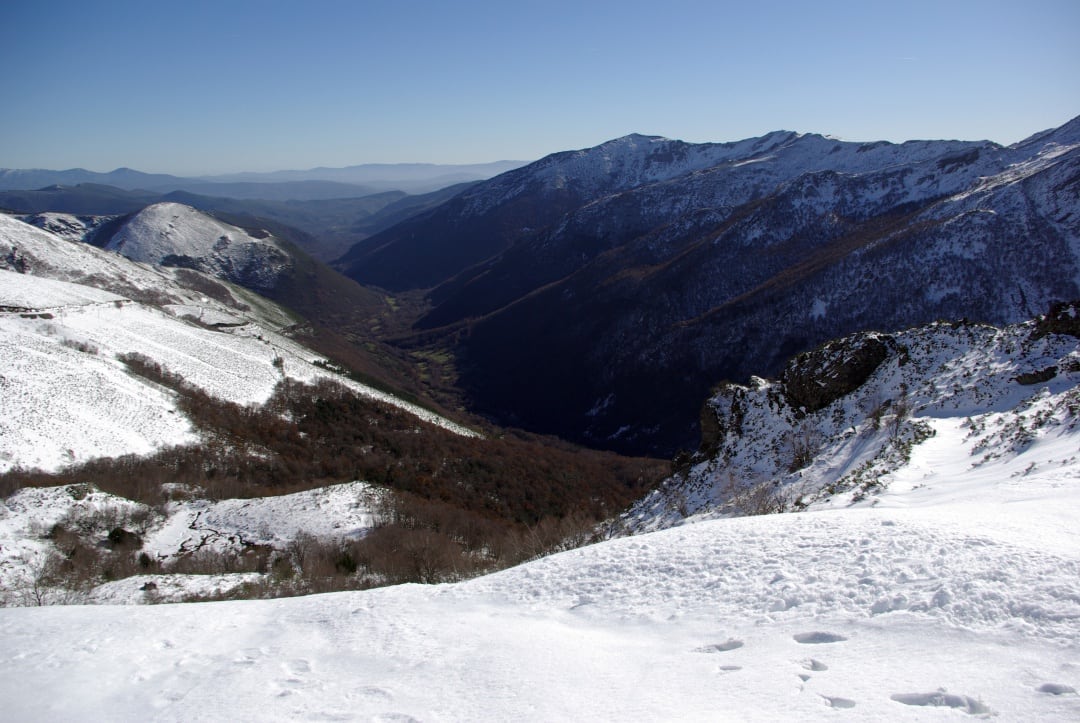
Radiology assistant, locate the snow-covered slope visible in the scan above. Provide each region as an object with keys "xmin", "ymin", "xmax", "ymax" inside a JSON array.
[
  {"xmin": 624, "ymin": 305, "xmax": 1080, "ymax": 533},
  {"xmin": 0, "ymin": 214, "xmax": 475, "ymax": 472},
  {"xmin": 105, "ymin": 202, "xmax": 292, "ymax": 292},
  {"xmin": 1, "ymin": 452, "xmax": 1078, "ymax": 720},
  {"xmin": 18, "ymin": 212, "xmax": 115, "ymax": 244},
  {"xmin": 0, "ymin": 481, "xmax": 381, "ymax": 605}
]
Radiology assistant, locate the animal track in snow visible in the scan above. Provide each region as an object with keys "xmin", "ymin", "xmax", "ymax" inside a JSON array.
[
  {"xmin": 232, "ymin": 647, "xmax": 266, "ymax": 667},
  {"xmin": 793, "ymin": 632, "xmax": 847, "ymax": 644},
  {"xmin": 356, "ymin": 686, "xmax": 394, "ymax": 700},
  {"xmin": 890, "ymin": 691, "xmax": 991, "ymax": 714},
  {"xmin": 1038, "ymin": 683, "xmax": 1076, "ymax": 695}
]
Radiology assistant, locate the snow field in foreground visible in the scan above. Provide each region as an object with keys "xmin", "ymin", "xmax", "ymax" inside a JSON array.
[{"xmin": 1, "ymin": 479, "xmax": 1078, "ymax": 721}]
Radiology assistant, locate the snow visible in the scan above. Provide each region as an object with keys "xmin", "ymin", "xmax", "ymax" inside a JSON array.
[
  {"xmin": 0, "ymin": 268, "xmax": 122, "ymax": 308},
  {"xmin": 0, "ymin": 215, "xmax": 476, "ymax": 473},
  {"xmin": 3, "ymin": 135, "xmax": 1079, "ymax": 719},
  {"xmin": 144, "ymin": 481, "xmax": 381, "ymax": 561},
  {"xmin": 0, "ymin": 295, "xmax": 198, "ymax": 471},
  {"xmin": 87, "ymin": 572, "xmax": 265, "ymax": 605},
  {"xmin": 463, "ymin": 128, "xmax": 1007, "ymax": 218},
  {"xmin": 1, "ymin": 461, "xmax": 1079, "ymax": 719},
  {"xmin": 105, "ymin": 202, "xmax": 290, "ymax": 289},
  {"xmin": 0, "ymin": 482, "xmax": 380, "ymax": 605},
  {"xmin": 626, "ymin": 317, "xmax": 1080, "ymax": 533},
  {"xmin": 20, "ymin": 212, "xmax": 115, "ymax": 244}
]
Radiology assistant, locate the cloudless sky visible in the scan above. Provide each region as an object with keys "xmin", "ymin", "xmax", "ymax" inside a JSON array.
[{"xmin": 2, "ymin": 0, "xmax": 1077, "ymax": 175}]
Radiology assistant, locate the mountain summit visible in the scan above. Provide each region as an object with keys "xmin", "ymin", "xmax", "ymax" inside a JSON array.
[{"xmin": 105, "ymin": 202, "xmax": 291, "ymax": 293}]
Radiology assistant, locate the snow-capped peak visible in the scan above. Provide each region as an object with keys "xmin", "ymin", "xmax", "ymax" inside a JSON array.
[{"xmin": 106, "ymin": 203, "xmax": 291, "ymax": 292}]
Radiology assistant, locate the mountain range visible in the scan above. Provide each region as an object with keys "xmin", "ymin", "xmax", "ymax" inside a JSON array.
[
  {"xmin": 337, "ymin": 117, "xmax": 1080, "ymax": 456},
  {"xmin": 0, "ymin": 160, "xmax": 527, "ymax": 199},
  {"xmin": 1, "ymin": 182, "xmax": 476, "ymax": 263},
  {"xmin": 4, "ymin": 119, "xmax": 1078, "ymax": 459}
]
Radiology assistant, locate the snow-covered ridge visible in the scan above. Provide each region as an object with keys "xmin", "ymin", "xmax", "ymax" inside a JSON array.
[
  {"xmin": 19, "ymin": 212, "xmax": 115, "ymax": 244},
  {"xmin": 0, "ymin": 215, "xmax": 476, "ymax": 472},
  {"xmin": 105, "ymin": 202, "xmax": 291, "ymax": 291},
  {"xmin": 460, "ymin": 125, "xmax": 1012, "ymax": 217},
  {"xmin": 625, "ymin": 308, "xmax": 1080, "ymax": 533}
]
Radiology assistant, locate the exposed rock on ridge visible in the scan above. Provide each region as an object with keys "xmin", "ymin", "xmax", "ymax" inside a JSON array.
[{"xmin": 623, "ymin": 303, "xmax": 1080, "ymax": 533}]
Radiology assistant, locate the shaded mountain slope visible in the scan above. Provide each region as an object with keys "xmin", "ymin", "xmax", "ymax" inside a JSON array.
[{"xmin": 340, "ymin": 118, "xmax": 1080, "ymax": 455}]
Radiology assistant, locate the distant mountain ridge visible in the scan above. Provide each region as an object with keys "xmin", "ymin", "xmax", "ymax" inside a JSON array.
[
  {"xmin": 0, "ymin": 160, "xmax": 529, "ymax": 198},
  {"xmin": 337, "ymin": 116, "xmax": 1080, "ymax": 455},
  {"xmin": 0, "ymin": 181, "xmax": 485, "ymax": 263}
]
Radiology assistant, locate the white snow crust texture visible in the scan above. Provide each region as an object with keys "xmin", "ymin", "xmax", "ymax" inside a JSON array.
[{"xmin": 2, "ymin": 466, "xmax": 1079, "ymax": 720}]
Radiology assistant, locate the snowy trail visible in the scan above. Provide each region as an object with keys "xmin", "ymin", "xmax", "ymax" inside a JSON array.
[{"xmin": 2, "ymin": 497, "xmax": 1078, "ymax": 721}]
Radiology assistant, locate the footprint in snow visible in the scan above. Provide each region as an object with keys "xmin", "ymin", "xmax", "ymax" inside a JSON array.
[
  {"xmin": 821, "ymin": 695, "xmax": 857, "ymax": 709},
  {"xmin": 891, "ymin": 691, "xmax": 992, "ymax": 715},
  {"xmin": 356, "ymin": 686, "xmax": 393, "ymax": 701},
  {"xmin": 232, "ymin": 647, "xmax": 265, "ymax": 666},
  {"xmin": 694, "ymin": 638, "xmax": 744, "ymax": 653},
  {"xmin": 273, "ymin": 659, "xmax": 315, "ymax": 697},
  {"xmin": 284, "ymin": 658, "xmax": 312, "ymax": 675},
  {"xmin": 801, "ymin": 658, "xmax": 829, "ymax": 671},
  {"xmin": 794, "ymin": 632, "xmax": 847, "ymax": 644},
  {"xmin": 1038, "ymin": 683, "xmax": 1076, "ymax": 695}
]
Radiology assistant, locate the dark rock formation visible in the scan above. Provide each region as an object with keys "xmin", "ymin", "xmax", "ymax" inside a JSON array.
[{"xmin": 781, "ymin": 334, "xmax": 893, "ymax": 413}]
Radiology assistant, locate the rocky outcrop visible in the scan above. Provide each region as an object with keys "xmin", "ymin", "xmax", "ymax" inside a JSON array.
[
  {"xmin": 699, "ymin": 382, "xmax": 751, "ymax": 458},
  {"xmin": 781, "ymin": 333, "xmax": 894, "ymax": 413},
  {"xmin": 622, "ymin": 304, "xmax": 1080, "ymax": 533},
  {"xmin": 1031, "ymin": 300, "xmax": 1080, "ymax": 340}
]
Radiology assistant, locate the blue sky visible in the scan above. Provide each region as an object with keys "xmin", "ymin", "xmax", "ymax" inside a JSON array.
[{"xmin": 2, "ymin": 0, "xmax": 1077, "ymax": 175}]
